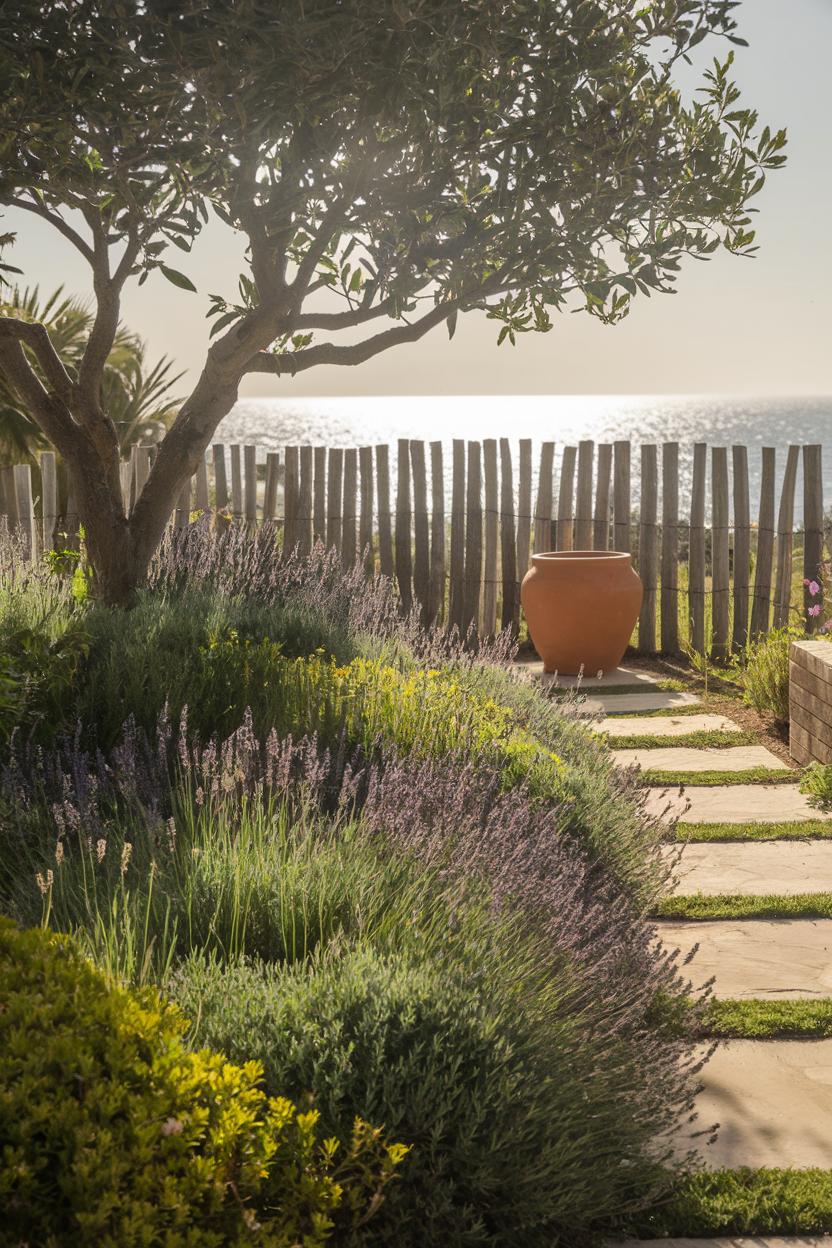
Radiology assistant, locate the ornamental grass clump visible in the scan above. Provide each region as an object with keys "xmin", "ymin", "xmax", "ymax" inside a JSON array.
[{"xmin": 0, "ymin": 917, "xmax": 405, "ymax": 1246}]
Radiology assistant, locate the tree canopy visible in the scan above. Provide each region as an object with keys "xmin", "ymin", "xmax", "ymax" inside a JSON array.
[{"xmin": 0, "ymin": 0, "xmax": 785, "ymax": 600}]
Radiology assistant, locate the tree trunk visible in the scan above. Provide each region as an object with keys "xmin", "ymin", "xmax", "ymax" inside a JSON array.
[{"xmin": 70, "ymin": 459, "xmax": 141, "ymax": 606}]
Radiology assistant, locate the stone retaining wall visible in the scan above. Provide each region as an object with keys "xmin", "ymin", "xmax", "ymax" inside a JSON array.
[{"xmin": 790, "ymin": 638, "xmax": 832, "ymax": 765}]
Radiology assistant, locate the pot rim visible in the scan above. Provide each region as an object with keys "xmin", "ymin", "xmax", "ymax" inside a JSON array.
[{"xmin": 531, "ymin": 550, "xmax": 632, "ymax": 563}]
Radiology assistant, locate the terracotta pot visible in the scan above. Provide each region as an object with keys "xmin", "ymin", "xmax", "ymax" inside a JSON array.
[{"xmin": 520, "ymin": 551, "xmax": 643, "ymax": 676}]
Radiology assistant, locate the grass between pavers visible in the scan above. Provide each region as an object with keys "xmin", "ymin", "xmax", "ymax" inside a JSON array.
[
  {"xmin": 701, "ymin": 997, "xmax": 832, "ymax": 1039},
  {"xmin": 603, "ymin": 729, "xmax": 755, "ymax": 750},
  {"xmin": 622, "ymin": 1167, "xmax": 832, "ymax": 1236},
  {"xmin": 655, "ymin": 892, "xmax": 832, "ymax": 920},
  {"xmin": 641, "ymin": 766, "xmax": 797, "ymax": 787},
  {"xmin": 675, "ymin": 819, "xmax": 832, "ymax": 841},
  {"xmin": 602, "ymin": 702, "xmax": 706, "ymax": 718},
  {"xmin": 553, "ymin": 683, "xmax": 668, "ymax": 698}
]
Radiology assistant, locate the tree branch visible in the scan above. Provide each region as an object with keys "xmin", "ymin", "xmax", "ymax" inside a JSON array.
[
  {"xmin": 7, "ymin": 196, "xmax": 96, "ymax": 265},
  {"xmin": 0, "ymin": 324, "xmax": 79, "ymax": 457},
  {"xmin": 294, "ymin": 296, "xmax": 399, "ymax": 331},
  {"xmin": 0, "ymin": 317, "xmax": 74, "ymax": 401},
  {"xmin": 246, "ymin": 301, "xmax": 457, "ymax": 375}
]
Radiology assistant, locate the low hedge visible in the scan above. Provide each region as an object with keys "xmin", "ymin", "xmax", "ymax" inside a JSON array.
[
  {"xmin": 0, "ymin": 919, "xmax": 405, "ymax": 1246},
  {"xmin": 171, "ymin": 943, "xmax": 683, "ymax": 1248}
]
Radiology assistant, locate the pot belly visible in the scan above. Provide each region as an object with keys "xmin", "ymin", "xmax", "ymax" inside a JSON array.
[{"xmin": 520, "ymin": 564, "xmax": 643, "ymax": 676}]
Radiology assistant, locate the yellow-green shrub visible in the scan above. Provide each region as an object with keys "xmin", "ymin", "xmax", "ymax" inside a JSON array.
[
  {"xmin": 0, "ymin": 919, "xmax": 405, "ymax": 1246},
  {"xmin": 259, "ymin": 653, "xmax": 567, "ymax": 799}
]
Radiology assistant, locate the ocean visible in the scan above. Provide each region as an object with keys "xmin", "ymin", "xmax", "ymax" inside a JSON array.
[{"xmin": 216, "ymin": 394, "xmax": 832, "ymax": 518}]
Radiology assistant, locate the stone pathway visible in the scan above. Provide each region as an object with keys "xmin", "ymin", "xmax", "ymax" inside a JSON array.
[
  {"xmin": 680, "ymin": 1040, "xmax": 832, "ymax": 1169},
  {"xmin": 614, "ymin": 1241, "xmax": 830, "ymax": 1247},
  {"xmin": 667, "ymin": 841, "xmax": 832, "ymax": 894},
  {"xmin": 602, "ymin": 713, "xmax": 742, "ymax": 737},
  {"xmin": 654, "ymin": 920, "xmax": 832, "ymax": 998},
  {"xmin": 582, "ymin": 690, "xmax": 701, "ymax": 714},
  {"xmin": 647, "ymin": 784, "xmax": 821, "ymax": 823},
  {"xmin": 613, "ymin": 745, "xmax": 788, "ymax": 772},
  {"xmin": 534, "ymin": 665, "xmax": 832, "ymax": 1190}
]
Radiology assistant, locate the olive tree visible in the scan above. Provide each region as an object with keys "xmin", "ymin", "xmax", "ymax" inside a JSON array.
[{"xmin": 0, "ymin": 0, "xmax": 784, "ymax": 603}]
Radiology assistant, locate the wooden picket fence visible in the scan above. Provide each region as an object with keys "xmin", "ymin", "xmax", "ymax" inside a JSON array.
[{"xmin": 0, "ymin": 438, "xmax": 826, "ymax": 658}]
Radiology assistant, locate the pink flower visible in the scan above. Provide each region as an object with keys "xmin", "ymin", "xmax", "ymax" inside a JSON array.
[
  {"xmin": 809, "ymin": 580, "xmax": 821, "ymax": 597},
  {"xmin": 162, "ymin": 1117, "xmax": 184, "ymax": 1136},
  {"xmin": 809, "ymin": 604, "xmax": 822, "ymax": 617},
  {"xmin": 804, "ymin": 578, "xmax": 811, "ymax": 587},
  {"xmin": 824, "ymin": 619, "xmax": 832, "ymax": 633}
]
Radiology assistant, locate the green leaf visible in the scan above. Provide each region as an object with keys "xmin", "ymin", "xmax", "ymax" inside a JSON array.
[{"xmin": 159, "ymin": 265, "xmax": 197, "ymax": 293}]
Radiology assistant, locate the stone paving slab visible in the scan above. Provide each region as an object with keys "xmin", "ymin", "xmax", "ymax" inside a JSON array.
[
  {"xmin": 612, "ymin": 1239, "xmax": 832, "ymax": 1246},
  {"xmin": 577, "ymin": 690, "xmax": 702, "ymax": 715},
  {"xmin": 647, "ymin": 784, "xmax": 818, "ymax": 824},
  {"xmin": 677, "ymin": 1040, "xmax": 832, "ymax": 1168},
  {"xmin": 515, "ymin": 660, "xmax": 661, "ymax": 688},
  {"xmin": 656, "ymin": 919, "xmax": 832, "ymax": 998},
  {"xmin": 614, "ymin": 745, "xmax": 788, "ymax": 772},
  {"xmin": 601, "ymin": 713, "xmax": 742, "ymax": 738},
  {"xmin": 666, "ymin": 841, "xmax": 832, "ymax": 896}
]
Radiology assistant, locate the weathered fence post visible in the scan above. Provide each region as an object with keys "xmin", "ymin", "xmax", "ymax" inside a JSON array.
[
  {"xmin": 195, "ymin": 454, "xmax": 209, "ymax": 511},
  {"xmin": 638, "ymin": 444, "xmax": 658, "ymax": 654},
  {"xmin": 482, "ymin": 438, "xmax": 499, "ymax": 636},
  {"xmin": 613, "ymin": 440, "xmax": 630, "ymax": 552},
  {"xmin": 410, "ymin": 440, "xmax": 430, "ymax": 619},
  {"xmin": 711, "ymin": 446, "xmax": 730, "ymax": 661},
  {"xmin": 395, "ymin": 439, "xmax": 412, "ymax": 611},
  {"xmin": 230, "ymin": 444, "xmax": 243, "ymax": 519},
  {"xmin": 213, "ymin": 444, "xmax": 228, "ymax": 509},
  {"xmin": 773, "ymin": 445, "xmax": 799, "ymax": 628},
  {"xmin": 750, "ymin": 446, "xmax": 776, "ymax": 639},
  {"xmin": 533, "ymin": 440, "xmax": 555, "ymax": 554},
  {"xmin": 429, "ymin": 441, "xmax": 445, "ymax": 625},
  {"xmin": 297, "ymin": 445, "xmax": 313, "ymax": 551},
  {"xmin": 499, "ymin": 438, "xmax": 518, "ymax": 631},
  {"xmin": 375, "ymin": 445, "xmax": 393, "ymax": 578},
  {"xmin": 593, "ymin": 443, "xmax": 612, "ymax": 551},
  {"xmin": 556, "ymin": 445, "xmax": 576, "ymax": 552},
  {"xmin": 732, "ymin": 444, "xmax": 750, "ymax": 651},
  {"xmin": 13, "ymin": 464, "xmax": 35, "ymax": 560},
  {"xmin": 803, "ymin": 443, "xmax": 824, "ymax": 631},
  {"xmin": 449, "ymin": 439, "xmax": 466, "ymax": 632},
  {"xmin": 263, "ymin": 452, "xmax": 280, "ymax": 522},
  {"xmin": 341, "ymin": 447, "xmax": 357, "ymax": 568},
  {"xmin": 283, "ymin": 446, "xmax": 299, "ymax": 551},
  {"xmin": 463, "ymin": 440, "xmax": 483, "ymax": 636},
  {"xmin": 359, "ymin": 445, "xmax": 375, "ymax": 574},
  {"xmin": 313, "ymin": 446, "xmax": 326, "ymax": 543},
  {"xmin": 516, "ymin": 438, "xmax": 532, "ymax": 579},
  {"xmin": 575, "ymin": 440, "xmax": 594, "ymax": 549},
  {"xmin": 688, "ymin": 442, "xmax": 707, "ymax": 655},
  {"xmin": 661, "ymin": 442, "xmax": 679, "ymax": 655},
  {"xmin": 244, "ymin": 444, "xmax": 258, "ymax": 524},
  {"xmin": 326, "ymin": 447, "xmax": 343, "ymax": 555},
  {"xmin": 41, "ymin": 451, "xmax": 57, "ymax": 553}
]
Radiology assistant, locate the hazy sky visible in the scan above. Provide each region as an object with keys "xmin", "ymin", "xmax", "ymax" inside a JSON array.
[{"xmin": 5, "ymin": 0, "xmax": 830, "ymax": 399}]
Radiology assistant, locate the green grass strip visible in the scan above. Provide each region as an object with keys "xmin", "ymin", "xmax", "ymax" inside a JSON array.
[
  {"xmin": 605, "ymin": 729, "xmax": 755, "ymax": 750},
  {"xmin": 642, "ymin": 766, "xmax": 797, "ymax": 787},
  {"xmin": 702, "ymin": 997, "xmax": 832, "ymax": 1038},
  {"xmin": 603, "ymin": 702, "xmax": 706, "ymax": 718},
  {"xmin": 554, "ymin": 682, "xmax": 671, "ymax": 697},
  {"xmin": 656, "ymin": 891, "xmax": 832, "ymax": 920},
  {"xmin": 677, "ymin": 819, "xmax": 832, "ymax": 841},
  {"xmin": 624, "ymin": 1167, "xmax": 832, "ymax": 1236}
]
